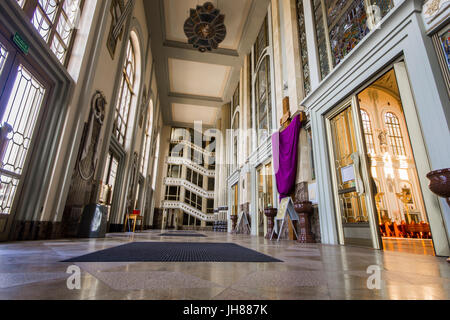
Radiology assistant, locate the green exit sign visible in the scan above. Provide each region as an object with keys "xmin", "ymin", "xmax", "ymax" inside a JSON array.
[{"xmin": 12, "ymin": 32, "xmax": 29, "ymax": 55}]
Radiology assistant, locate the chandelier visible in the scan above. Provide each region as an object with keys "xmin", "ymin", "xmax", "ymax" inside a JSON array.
[{"xmin": 184, "ymin": 2, "xmax": 227, "ymax": 53}]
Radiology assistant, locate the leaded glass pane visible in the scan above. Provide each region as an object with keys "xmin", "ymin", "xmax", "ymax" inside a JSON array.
[
  {"xmin": 361, "ymin": 110, "xmax": 375, "ymax": 155},
  {"xmin": 369, "ymin": 0, "xmax": 394, "ymax": 20},
  {"xmin": 255, "ymin": 17, "xmax": 268, "ymax": 66},
  {"xmin": 0, "ymin": 43, "xmax": 8, "ymax": 77},
  {"xmin": 114, "ymin": 39, "xmax": 135, "ymax": 146},
  {"xmin": 255, "ymin": 58, "xmax": 271, "ymax": 145},
  {"xmin": 328, "ymin": 0, "xmax": 370, "ymax": 67},
  {"xmin": 32, "ymin": 5, "xmax": 54, "ymax": 41},
  {"xmin": 385, "ymin": 112, "xmax": 405, "ymax": 156}
]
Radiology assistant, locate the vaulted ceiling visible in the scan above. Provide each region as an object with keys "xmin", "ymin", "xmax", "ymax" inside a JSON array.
[{"xmin": 144, "ymin": 0, "xmax": 270, "ymax": 127}]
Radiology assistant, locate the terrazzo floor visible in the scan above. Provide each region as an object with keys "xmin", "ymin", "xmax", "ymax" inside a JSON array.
[{"xmin": 0, "ymin": 230, "xmax": 448, "ymax": 300}]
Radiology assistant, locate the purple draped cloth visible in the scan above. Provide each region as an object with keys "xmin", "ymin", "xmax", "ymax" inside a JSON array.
[{"xmin": 272, "ymin": 115, "xmax": 302, "ymax": 200}]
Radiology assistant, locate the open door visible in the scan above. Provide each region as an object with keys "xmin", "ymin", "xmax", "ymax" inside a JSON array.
[
  {"xmin": 0, "ymin": 31, "xmax": 51, "ymax": 241},
  {"xmin": 326, "ymin": 98, "xmax": 381, "ymax": 248}
]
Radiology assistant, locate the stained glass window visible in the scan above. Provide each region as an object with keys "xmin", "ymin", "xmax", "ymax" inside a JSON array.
[
  {"xmin": 256, "ymin": 57, "xmax": 272, "ymax": 144},
  {"xmin": 114, "ymin": 38, "xmax": 135, "ymax": 146},
  {"xmin": 296, "ymin": 0, "xmax": 310, "ymax": 96},
  {"xmin": 19, "ymin": 0, "xmax": 83, "ymax": 65},
  {"xmin": 440, "ymin": 27, "xmax": 450, "ymax": 72},
  {"xmin": 361, "ymin": 109, "xmax": 375, "ymax": 155},
  {"xmin": 385, "ymin": 112, "xmax": 406, "ymax": 156},
  {"xmin": 313, "ymin": 0, "xmax": 330, "ymax": 80}
]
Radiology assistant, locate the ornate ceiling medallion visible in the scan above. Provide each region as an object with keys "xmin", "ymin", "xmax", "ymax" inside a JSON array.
[{"xmin": 184, "ymin": 2, "xmax": 227, "ymax": 53}]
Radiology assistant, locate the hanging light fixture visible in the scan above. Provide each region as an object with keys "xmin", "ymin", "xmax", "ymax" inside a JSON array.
[{"xmin": 184, "ymin": 2, "xmax": 227, "ymax": 53}]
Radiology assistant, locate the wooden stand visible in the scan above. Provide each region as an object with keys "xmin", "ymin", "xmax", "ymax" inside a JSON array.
[{"xmin": 123, "ymin": 214, "xmax": 143, "ymax": 233}]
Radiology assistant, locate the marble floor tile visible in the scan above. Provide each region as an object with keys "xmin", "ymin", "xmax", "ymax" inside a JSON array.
[{"xmin": 0, "ymin": 230, "xmax": 448, "ymax": 300}]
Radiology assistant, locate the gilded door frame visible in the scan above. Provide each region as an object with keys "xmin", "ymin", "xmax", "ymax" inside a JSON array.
[{"xmin": 325, "ymin": 96, "xmax": 382, "ymax": 249}]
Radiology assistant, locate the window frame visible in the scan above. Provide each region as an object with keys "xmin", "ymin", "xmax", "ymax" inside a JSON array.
[
  {"xmin": 360, "ymin": 109, "xmax": 375, "ymax": 155},
  {"xmin": 384, "ymin": 111, "xmax": 406, "ymax": 156},
  {"xmin": 184, "ymin": 189, "xmax": 203, "ymax": 211},
  {"xmin": 19, "ymin": 0, "xmax": 85, "ymax": 67},
  {"xmin": 312, "ymin": 0, "xmax": 394, "ymax": 80},
  {"xmin": 113, "ymin": 37, "xmax": 136, "ymax": 147},
  {"xmin": 167, "ymin": 164, "xmax": 181, "ymax": 179},
  {"xmin": 165, "ymin": 185, "xmax": 180, "ymax": 201}
]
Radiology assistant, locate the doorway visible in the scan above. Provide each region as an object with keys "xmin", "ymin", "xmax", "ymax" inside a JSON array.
[
  {"xmin": 326, "ymin": 65, "xmax": 436, "ymax": 255},
  {"xmin": 358, "ymin": 69, "xmax": 434, "ymax": 255},
  {"xmin": 0, "ymin": 31, "xmax": 51, "ymax": 240}
]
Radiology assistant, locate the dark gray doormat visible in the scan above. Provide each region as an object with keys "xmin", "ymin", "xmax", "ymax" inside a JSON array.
[
  {"xmin": 158, "ymin": 233, "xmax": 207, "ymax": 237},
  {"xmin": 62, "ymin": 242, "xmax": 283, "ymax": 263}
]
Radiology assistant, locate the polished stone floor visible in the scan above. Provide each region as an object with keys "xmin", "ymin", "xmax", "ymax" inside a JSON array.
[
  {"xmin": 0, "ymin": 230, "xmax": 449, "ymax": 300},
  {"xmin": 382, "ymin": 238, "xmax": 435, "ymax": 256}
]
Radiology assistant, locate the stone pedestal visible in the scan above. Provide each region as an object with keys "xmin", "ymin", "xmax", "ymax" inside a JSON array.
[
  {"xmin": 294, "ymin": 201, "xmax": 316, "ymax": 243},
  {"xmin": 264, "ymin": 208, "xmax": 277, "ymax": 239},
  {"xmin": 230, "ymin": 215, "xmax": 238, "ymax": 232},
  {"xmin": 426, "ymin": 168, "xmax": 450, "ymax": 263}
]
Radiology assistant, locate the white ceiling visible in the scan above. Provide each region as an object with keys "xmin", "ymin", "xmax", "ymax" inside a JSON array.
[
  {"xmin": 164, "ymin": 0, "xmax": 252, "ymax": 50},
  {"xmin": 168, "ymin": 58, "xmax": 231, "ymax": 98},
  {"xmin": 172, "ymin": 103, "xmax": 218, "ymax": 125}
]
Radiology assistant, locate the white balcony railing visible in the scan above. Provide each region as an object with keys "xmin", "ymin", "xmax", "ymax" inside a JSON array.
[
  {"xmin": 164, "ymin": 177, "xmax": 215, "ymax": 199},
  {"xmin": 162, "ymin": 200, "xmax": 217, "ymax": 222},
  {"xmin": 166, "ymin": 157, "xmax": 215, "ymax": 177},
  {"xmin": 171, "ymin": 139, "xmax": 215, "ymax": 158}
]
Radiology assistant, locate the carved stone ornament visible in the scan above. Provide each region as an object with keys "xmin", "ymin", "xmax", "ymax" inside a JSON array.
[
  {"xmin": 425, "ymin": 0, "xmax": 445, "ymax": 17},
  {"xmin": 78, "ymin": 91, "xmax": 107, "ymax": 181},
  {"xmin": 184, "ymin": 2, "xmax": 227, "ymax": 52},
  {"xmin": 423, "ymin": 0, "xmax": 450, "ymax": 23}
]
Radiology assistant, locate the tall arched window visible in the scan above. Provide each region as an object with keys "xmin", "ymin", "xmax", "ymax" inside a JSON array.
[
  {"xmin": 385, "ymin": 112, "xmax": 406, "ymax": 156},
  {"xmin": 254, "ymin": 16, "xmax": 272, "ymax": 145},
  {"xmin": 17, "ymin": 0, "xmax": 84, "ymax": 65},
  {"xmin": 141, "ymin": 99, "xmax": 154, "ymax": 175},
  {"xmin": 360, "ymin": 109, "xmax": 375, "ymax": 155},
  {"xmin": 114, "ymin": 38, "xmax": 136, "ymax": 146}
]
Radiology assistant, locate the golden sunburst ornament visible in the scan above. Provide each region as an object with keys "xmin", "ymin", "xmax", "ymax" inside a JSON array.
[{"xmin": 184, "ymin": 2, "xmax": 227, "ymax": 53}]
